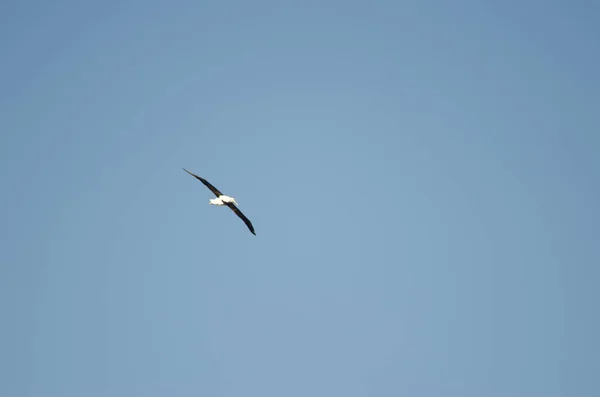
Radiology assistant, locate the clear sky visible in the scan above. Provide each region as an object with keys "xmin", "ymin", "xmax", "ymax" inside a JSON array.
[{"xmin": 1, "ymin": 0, "xmax": 599, "ymax": 396}]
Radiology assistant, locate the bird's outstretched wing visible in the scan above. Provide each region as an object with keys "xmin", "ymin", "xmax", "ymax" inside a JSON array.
[
  {"xmin": 226, "ymin": 202, "xmax": 256, "ymax": 235},
  {"xmin": 183, "ymin": 168, "xmax": 223, "ymax": 197}
]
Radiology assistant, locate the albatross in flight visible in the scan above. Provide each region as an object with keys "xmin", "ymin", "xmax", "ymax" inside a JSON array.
[{"xmin": 183, "ymin": 168, "xmax": 256, "ymax": 235}]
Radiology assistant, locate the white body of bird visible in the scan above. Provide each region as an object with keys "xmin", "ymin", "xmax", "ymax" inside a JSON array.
[{"xmin": 210, "ymin": 195, "xmax": 238, "ymax": 206}]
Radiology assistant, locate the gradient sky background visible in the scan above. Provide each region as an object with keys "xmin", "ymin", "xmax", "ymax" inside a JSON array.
[{"xmin": 1, "ymin": 0, "xmax": 599, "ymax": 396}]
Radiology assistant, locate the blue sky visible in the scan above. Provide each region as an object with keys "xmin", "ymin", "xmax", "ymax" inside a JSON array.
[{"xmin": 1, "ymin": 0, "xmax": 599, "ymax": 396}]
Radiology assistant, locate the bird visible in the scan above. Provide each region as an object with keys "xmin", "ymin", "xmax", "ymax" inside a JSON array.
[{"xmin": 183, "ymin": 168, "xmax": 256, "ymax": 235}]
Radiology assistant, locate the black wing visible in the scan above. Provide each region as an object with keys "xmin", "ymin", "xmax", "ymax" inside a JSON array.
[
  {"xmin": 226, "ymin": 202, "xmax": 256, "ymax": 235},
  {"xmin": 183, "ymin": 168, "xmax": 223, "ymax": 197}
]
